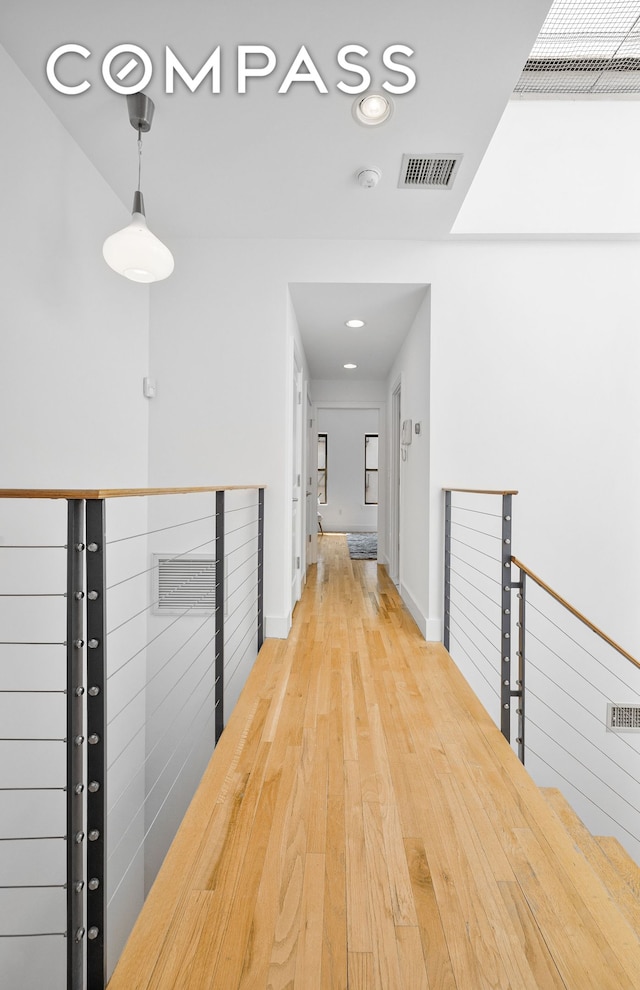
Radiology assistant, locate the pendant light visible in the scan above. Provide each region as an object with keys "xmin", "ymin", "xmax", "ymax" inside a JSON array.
[{"xmin": 103, "ymin": 93, "xmax": 174, "ymax": 283}]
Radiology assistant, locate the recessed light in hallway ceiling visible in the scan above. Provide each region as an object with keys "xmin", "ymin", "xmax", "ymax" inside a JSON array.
[
  {"xmin": 344, "ymin": 363, "xmax": 357, "ymax": 369},
  {"xmin": 345, "ymin": 319, "xmax": 365, "ymax": 328}
]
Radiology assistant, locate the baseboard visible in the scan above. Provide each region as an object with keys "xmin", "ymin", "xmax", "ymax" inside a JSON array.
[
  {"xmin": 425, "ymin": 617, "xmax": 442, "ymax": 642},
  {"xmin": 264, "ymin": 613, "xmax": 291, "ymax": 640},
  {"xmin": 397, "ymin": 585, "xmax": 442, "ymax": 643},
  {"xmin": 326, "ymin": 526, "xmax": 377, "ymax": 534},
  {"xmin": 399, "ymin": 583, "xmax": 427, "ymax": 640}
]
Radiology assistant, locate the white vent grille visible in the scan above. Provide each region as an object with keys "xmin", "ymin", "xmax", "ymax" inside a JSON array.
[
  {"xmin": 607, "ymin": 703, "xmax": 640, "ymax": 733},
  {"xmin": 153, "ymin": 554, "xmax": 215, "ymax": 614},
  {"xmin": 399, "ymin": 154, "xmax": 462, "ymax": 189}
]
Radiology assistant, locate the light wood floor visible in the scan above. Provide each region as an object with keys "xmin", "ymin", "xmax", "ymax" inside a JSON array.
[{"xmin": 108, "ymin": 535, "xmax": 640, "ymax": 989}]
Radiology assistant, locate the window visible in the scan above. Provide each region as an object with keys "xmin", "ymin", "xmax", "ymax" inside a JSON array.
[
  {"xmin": 317, "ymin": 433, "xmax": 327, "ymax": 504},
  {"xmin": 365, "ymin": 434, "xmax": 378, "ymax": 504}
]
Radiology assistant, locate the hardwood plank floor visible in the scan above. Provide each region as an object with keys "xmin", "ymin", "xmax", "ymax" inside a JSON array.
[{"xmin": 108, "ymin": 535, "xmax": 640, "ymax": 989}]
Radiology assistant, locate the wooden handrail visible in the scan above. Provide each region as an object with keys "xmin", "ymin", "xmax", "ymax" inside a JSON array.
[
  {"xmin": 443, "ymin": 487, "xmax": 519, "ymax": 496},
  {"xmin": 511, "ymin": 556, "xmax": 640, "ymax": 671},
  {"xmin": 0, "ymin": 486, "xmax": 266, "ymax": 500}
]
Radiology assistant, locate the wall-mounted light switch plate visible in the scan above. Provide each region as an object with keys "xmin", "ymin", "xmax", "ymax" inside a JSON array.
[{"xmin": 143, "ymin": 376, "xmax": 157, "ymax": 399}]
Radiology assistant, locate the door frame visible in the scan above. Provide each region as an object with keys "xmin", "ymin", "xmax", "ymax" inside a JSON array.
[
  {"xmin": 304, "ymin": 385, "xmax": 317, "ymax": 570},
  {"xmin": 291, "ymin": 346, "xmax": 304, "ymax": 610},
  {"xmin": 312, "ymin": 398, "xmax": 386, "ymax": 560},
  {"xmin": 389, "ymin": 377, "xmax": 402, "ymax": 585}
]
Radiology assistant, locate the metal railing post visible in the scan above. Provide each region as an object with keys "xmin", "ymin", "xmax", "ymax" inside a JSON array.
[
  {"xmin": 67, "ymin": 499, "xmax": 86, "ymax": 989},
  {"xmin": 257, "ymin": 488, "xmax": 264, "ymax": 651},
  {"xmin": 516, "ymin": 571, "xmax": 527, "ymax": 764},
  {"xmin": 500, "ymin": 494, "xmax": 513, "ymax": 742},
  {"xmin": 85, "ymin": 500, "xmax": 107, "ymax": 990},
  {"xmin": 215, "ymin": 490, "xmax": 225, "ymax": 742},
  {"xmin": 443, "ymin": 490, "xmax": 452, "ymax": 651}
]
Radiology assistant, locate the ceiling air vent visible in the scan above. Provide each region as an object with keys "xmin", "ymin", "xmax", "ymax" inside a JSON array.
[
  {"xmin": 399, "ymin": 153, "xmax": 462, "ymax": 190},
  {"xmin": 606, "ymin": 703, "xmax": 640, "ymax": 733},
  {"xmin": 153, "ymin": 554, "xmax": 216, "ymax": 615}
]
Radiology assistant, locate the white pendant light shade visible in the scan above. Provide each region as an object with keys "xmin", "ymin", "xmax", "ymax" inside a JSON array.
[
  {"xmin": 103, "ymin": 197, "xmax": 174, "ymax": 283},
  {"xmin": 103, "ymin": 95, "xmax": 174, "ymax": 282}
]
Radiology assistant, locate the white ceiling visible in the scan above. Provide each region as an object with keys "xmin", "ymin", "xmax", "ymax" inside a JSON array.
[
  {"xmin": 289, "ymin": 283, "xmax": 428, "ymax": 380},
  {"xmin": 0, "ymin": 0, "xmax": 552, "ymax": 241},
  {"xmin": 0, "ymin": 0, "xmax": 553, "ymax": 380}
]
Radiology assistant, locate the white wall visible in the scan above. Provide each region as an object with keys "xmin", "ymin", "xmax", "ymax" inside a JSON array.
[
  {"xmin": 427, "ymin": 240, "xmax": 640, "ymax": 657},
  {"xmin": 453, "ymin": 100, "xmax": 640, "ymax": 235},
  {"xmin": 312, "ymin": 380, "xmax": 387, "ymax": 404},
  {"xmin": 0, "ymin": 43, "xmax": 151, "ymax": 989},
  {"xmin": 147, "ymin": 243, "xmax": 291, "ymax": 634},
  {"xmin": 0, "ymin": 500, "xmax": 67, "ymax": 988},
  {"xmin": 0, "ymin": 44, "xmax": 150, "ymax": 489},
  {"xmin": 316, "ymin": 407, "xmax": 379, "ymax": 533},
  {"xmin": 386, "ymin": 291, "xmax": 432, "ymax": 638}
]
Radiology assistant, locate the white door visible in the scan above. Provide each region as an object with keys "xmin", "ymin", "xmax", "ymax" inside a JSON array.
[{"xmin": 291, "ymin": 353, "xmax": 303, "ymax": 610}]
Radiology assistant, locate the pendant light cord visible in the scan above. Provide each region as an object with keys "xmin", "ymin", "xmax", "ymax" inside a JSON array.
[{"xmin": 137, "ymin": 129, "xmax": 143, "ymax": 192}]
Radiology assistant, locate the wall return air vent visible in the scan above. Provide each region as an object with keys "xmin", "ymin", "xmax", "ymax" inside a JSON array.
[
  {"xmin": 606, "ymin": 703, "xmax": 640, "ymax": 733},
  {"xmin": 153, "ymin": 554, "xmax": 216, "ymax": 615},
  {"xmin": 398, "ymin": 153, "xmax": 462, "ymax": 189}
]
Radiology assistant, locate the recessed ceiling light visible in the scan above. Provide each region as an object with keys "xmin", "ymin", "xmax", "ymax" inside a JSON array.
[
  {"xmin": 344, "ymin": 363, "xmax": 357, "ymax": 369},
  {"xmin": 352, "ymin": 92, "xmax": 394, "ymax": 127},
  {"xmin": 345, "ymin": 319, "xmax": 365, "ymax": 328}
]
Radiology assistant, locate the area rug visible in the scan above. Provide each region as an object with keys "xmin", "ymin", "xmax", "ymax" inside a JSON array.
[{"xmin": 346, "ymin": 533, "xmax": 377, "ymax": 559}]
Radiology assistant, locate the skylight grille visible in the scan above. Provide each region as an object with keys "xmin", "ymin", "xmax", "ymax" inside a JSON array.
[{"xmin": 515, "ymin": 0, "xmax": 640, "ymax": 94}]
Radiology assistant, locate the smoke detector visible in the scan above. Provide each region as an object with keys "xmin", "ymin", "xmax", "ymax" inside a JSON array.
[{"xmin": 357, "ymin": 167, "xmax": 382, "ymax": 189}]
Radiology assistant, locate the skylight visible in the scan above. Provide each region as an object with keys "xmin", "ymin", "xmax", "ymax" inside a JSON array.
[{"xmin": 515, "ymin": 0, "xmax": 640, "ymax": 94}]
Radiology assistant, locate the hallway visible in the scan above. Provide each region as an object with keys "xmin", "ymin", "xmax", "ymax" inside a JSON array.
[{"xmin": 108, "ymin": 535, "xmax": 640, "ymax": 989}]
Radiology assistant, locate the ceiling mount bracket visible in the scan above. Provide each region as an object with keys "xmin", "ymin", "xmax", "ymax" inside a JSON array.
[{"xmin": 127, "ymin": 92, "xmax": 154, "ymax": 133}]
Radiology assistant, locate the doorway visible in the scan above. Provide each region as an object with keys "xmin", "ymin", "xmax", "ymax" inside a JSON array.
[{"xmin": 313, "ymin": 403, "xmax": 383, "ymax": 556}]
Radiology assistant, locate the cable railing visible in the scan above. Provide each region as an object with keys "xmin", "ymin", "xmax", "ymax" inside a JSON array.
[
  {"xmin": 444, "ymin": 487, "xmax": 640, "ymax": 866},
  {"xmin": 0, "ymin": 485, "xmax": 265, "ymax": 990},
  {"xmin": 443, "ymin": 488, "xmax": 518, "ymax": 737},
  {"xmin": 511, "ymin": 557, "xmax": 640, "ymax": 866}
]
